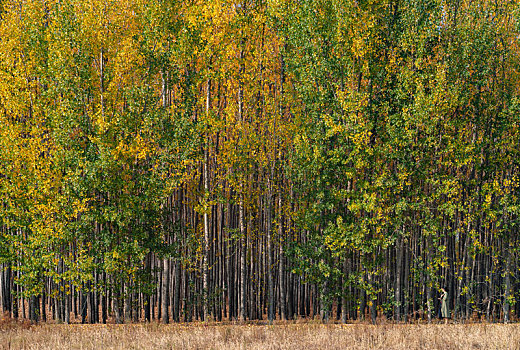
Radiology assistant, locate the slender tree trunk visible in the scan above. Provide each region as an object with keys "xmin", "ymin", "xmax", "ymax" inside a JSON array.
[
  {"xmin": 0, "ymin": 264, "xmax": 4, "ymax": 315},
  {"xmin": 162, "ymin": 258, "xmax": 170, "ymax": 324},
  {"xmin": 80, "ymin": 290, "xmax": 87, "ymax": 323},
  {"xmin": 114, "ymin": 283, "xmax": 123, "ymax": 324},
  {"xmin": 202, "ymin": 78, "xmax": 211, "ymax": 322},
  {"xmin": 239, "ymin": 196, "xmax": 247, "ymax": 322},
  {"xmin": 102, "ymin": 273, "xmax": 107, "ymax": 324},
  {"xmin": 41, "ymin": 289, "xmax": 46, "ymax": 322},
  {"xmin": 278, "ymin": 195, "xmax": 286, "ymax": 320},
  {"xmin": 144, "ymin": 255, "xmax": 151, "ymax": 322},
  {"xmin": 395, "ymin": 236, "xmax": 403, "ymax": 322},
  {"xmin": 100, "ymin": 48, "xmax": 104, "ymax": 118},
  {"xmin": 341, "ymin": 258, "xmax": 348, "ymax": 323},
  {"xmin": 173, "ymin": 259, "xmax": 181, "ymax": 322},
  {"xmin": 266, "ymin": 179, "xmax": 274, "ymax": 323},
  {"xmin": 12, "ymin": 268, "xmax": 18, "ymax": 319},
  {"xmin": 503, "ymin": 241, "xmax": 512, "ymax": 323}
]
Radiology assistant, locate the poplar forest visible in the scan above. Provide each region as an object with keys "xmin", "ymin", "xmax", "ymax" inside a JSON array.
[{"xmin": 1, "ymin": 0, "xmax": 520, "ymax": 326}]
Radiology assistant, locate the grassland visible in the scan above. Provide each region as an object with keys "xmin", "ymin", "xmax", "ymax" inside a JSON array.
[{"xmin": 1, "ymin": 320, "xmax": 520, "ymax": 350}]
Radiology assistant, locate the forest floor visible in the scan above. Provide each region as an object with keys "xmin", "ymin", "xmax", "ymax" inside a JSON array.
[{"xmin": 1, "ymin": 319, "xmax": 520, "ymax": 349}]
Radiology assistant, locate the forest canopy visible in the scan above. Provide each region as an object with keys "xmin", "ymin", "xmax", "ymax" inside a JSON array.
[{"xmin": 1, "ymin": 0, "xmax": 520, "ymax": 324}]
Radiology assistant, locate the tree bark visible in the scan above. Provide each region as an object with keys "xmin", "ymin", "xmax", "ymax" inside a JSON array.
[
  {"xmin": 161, "ymin": 258, "xmax": 170, "ymax": 324},
  {"xmin": 239, "ymin": 196, "xmax": 247, "ymax": 322},
  {"xmin": 202, "ymin": 78, "xmax": 211, "ymax": 321},
  {"xmin": 266, "ymin": 179, "xmax": 274, "ymax": 323}
]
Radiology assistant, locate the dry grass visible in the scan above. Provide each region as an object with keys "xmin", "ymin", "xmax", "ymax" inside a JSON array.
[{"xmin": 1, "ymin": 319, "xmax": 520, "ymax": 350}]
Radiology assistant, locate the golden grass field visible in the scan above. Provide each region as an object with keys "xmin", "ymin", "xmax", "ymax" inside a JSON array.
[{"xmin": 1, "ymin": 319, "xmax": 520, "ymax": 350}]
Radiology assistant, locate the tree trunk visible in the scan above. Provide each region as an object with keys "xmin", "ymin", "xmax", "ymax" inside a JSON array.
[
  {"xmin": 173, "ymin": 260, "xmax": 181, "ymax": 322},
  {"xmin": 395, "ymin": 236, "xmax": 403, "ymax": 322},
  {"xmin": 161, "ymin": 258, "xmax": 170, "ymax": 324},
  {"xmin": 266, "ymin": 180, "xmax": 274, "ymax": 324},
  {"xmin": 278, "ymin": 195, "xmax": 286, "ymax": 320},
  {"xmin": 202, "ymin": 78, "xmax": 211, "ymax": 322},
  {"xmin": 341, "ymin": 258, "xmax": 348, "ymax": 323},
  {"xmin": 239, "ymin": 196, "xmax": 247, "ymax": 322},
  {"xmin": 503, "ymin": 241, "xmax": 512, "ymax": 323}
]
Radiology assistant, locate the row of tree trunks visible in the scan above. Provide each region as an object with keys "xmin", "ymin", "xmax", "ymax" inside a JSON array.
[
  {"xmin": 2, "ymin": 173, "xmax": 519, "ymax": 323},
  {"xmin": 1, "ymin": 213, "xmax": 518, "ymax": 324}
]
